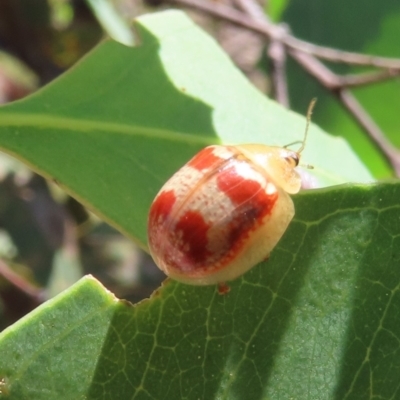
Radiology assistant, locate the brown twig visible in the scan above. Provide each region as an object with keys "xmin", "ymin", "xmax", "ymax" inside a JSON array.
[
  {"xmin": 337, "ymin": 69, "xmax": 400, "ymax": 88},
  {"xmin": 0, "ymin": 258, "xmax": 44, "ymax": 301},
  {"xmin": 338, "ymin": 90, "xmax": 400, "ymax": 175},
  {"xmin": 234, "ymin": 0, "xmax": 289, "ymax": 106},
  {"xmin": 162, "ymin": 0, "xmax": 400, "ymax": 175},
  {"xmin": 167, "ymin": 0, "xmax": 400, "ymax": 70},
  {"xmin": 287, "ymin": 48, "xmax": 400, "ymax": 169},
  {"xmin": 286, "ymin": 36, "xmax": 400, "ymax": 69},
  {"xmin": 268, "ymin": 38, "xmax": 289, "ymax": 106},
  {"xmin": 289, "ymin": 49, "xmax": 400, "ymax": 89},
  {"xmin": 288, "ymin": 48, "xmax": 342, "ymax": 89},
  {"xmin": 234, "ymin": 0, "xmax": 265, "ymax": 17}
]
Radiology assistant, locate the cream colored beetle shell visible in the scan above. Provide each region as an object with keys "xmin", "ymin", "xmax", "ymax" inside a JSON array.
[
  {"xmin": 147, "ymin": 100, "xmax": 315, "ymax": 286},
  {"xmin": 147, "ymin": 144, "xmax": 301, "ymax": 285}
]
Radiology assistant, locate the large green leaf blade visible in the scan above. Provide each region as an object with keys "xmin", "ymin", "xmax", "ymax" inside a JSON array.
[
  {"xmin": 0, "ymin": 182, "xmax": 399, "ymax": 399},
  {"xmin": 0, "ymin": 11, "xmax": 372, "ymax": 249},
  {"xmin": 0, "ymin": 276, "xmax": 118, "ymax": 399}
]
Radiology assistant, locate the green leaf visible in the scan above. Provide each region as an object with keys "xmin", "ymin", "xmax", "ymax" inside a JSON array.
[
  {"xmin": 85, "ymin": 0, "xmax": 135, "ymax": 46},
  {"xmin": 0, "ymin": 181, "xmax": 399, "ymax": 399},
  {"xmin": 0, "ymin": 276, "xmax": 116, "ymax": 399},
  {"xmin": 0, "ymin": 10, "xmax": 372, "ymax": 250}
]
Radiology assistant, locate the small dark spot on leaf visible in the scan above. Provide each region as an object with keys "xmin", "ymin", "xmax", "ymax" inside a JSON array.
[{"xmin": 217, "ymin": 282, "xmax": 230, "ymax": 295}]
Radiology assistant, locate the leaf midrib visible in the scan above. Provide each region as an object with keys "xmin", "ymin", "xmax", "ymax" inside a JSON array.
[{"xmin": 0, "ymin": 112, "xmax": 217, "ymax": 145}]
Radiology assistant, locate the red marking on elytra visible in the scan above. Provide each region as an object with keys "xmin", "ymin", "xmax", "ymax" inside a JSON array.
[
  {"xmin": 149, "ymin": 190, "xmax": 176, "ymax": 222},
  {"xmin": 217, "ymin": 162, "xmax": 278, "ymax": 250},
  {"xmin": 187, "ymin": 146, "xmax": 224, "ymax": 171},
  {"xmin": 217, "ymin": 166, "xmax": 262, "ymax": 206},
  {"xmin": 175, "ymin": 210, "xmax": 211, "ymax": 265}
]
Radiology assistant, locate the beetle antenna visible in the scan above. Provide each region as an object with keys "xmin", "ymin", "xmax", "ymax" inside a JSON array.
[{"xmin": 297, "ymin": 98, "xmax": 317, "ymax": 154}]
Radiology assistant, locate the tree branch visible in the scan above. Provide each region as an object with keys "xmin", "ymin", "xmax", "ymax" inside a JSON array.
[
  {"xmin": 161, "ymin": 0, "xmax": 400, "ymax": 175},
  {"xmin": 167, "ymin": 0, "xmax": 400, "ymax": 70},
  {"xmin": 234, "ymin": 0, "xmax": 289, "ymax": 106},
  {"xmin": 338, "ymin": 90, "xmax": 400, "ymax": 175},
  {"xmin": 0, "ymin": 259, "xmax": 43, "ymax": 301}
]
